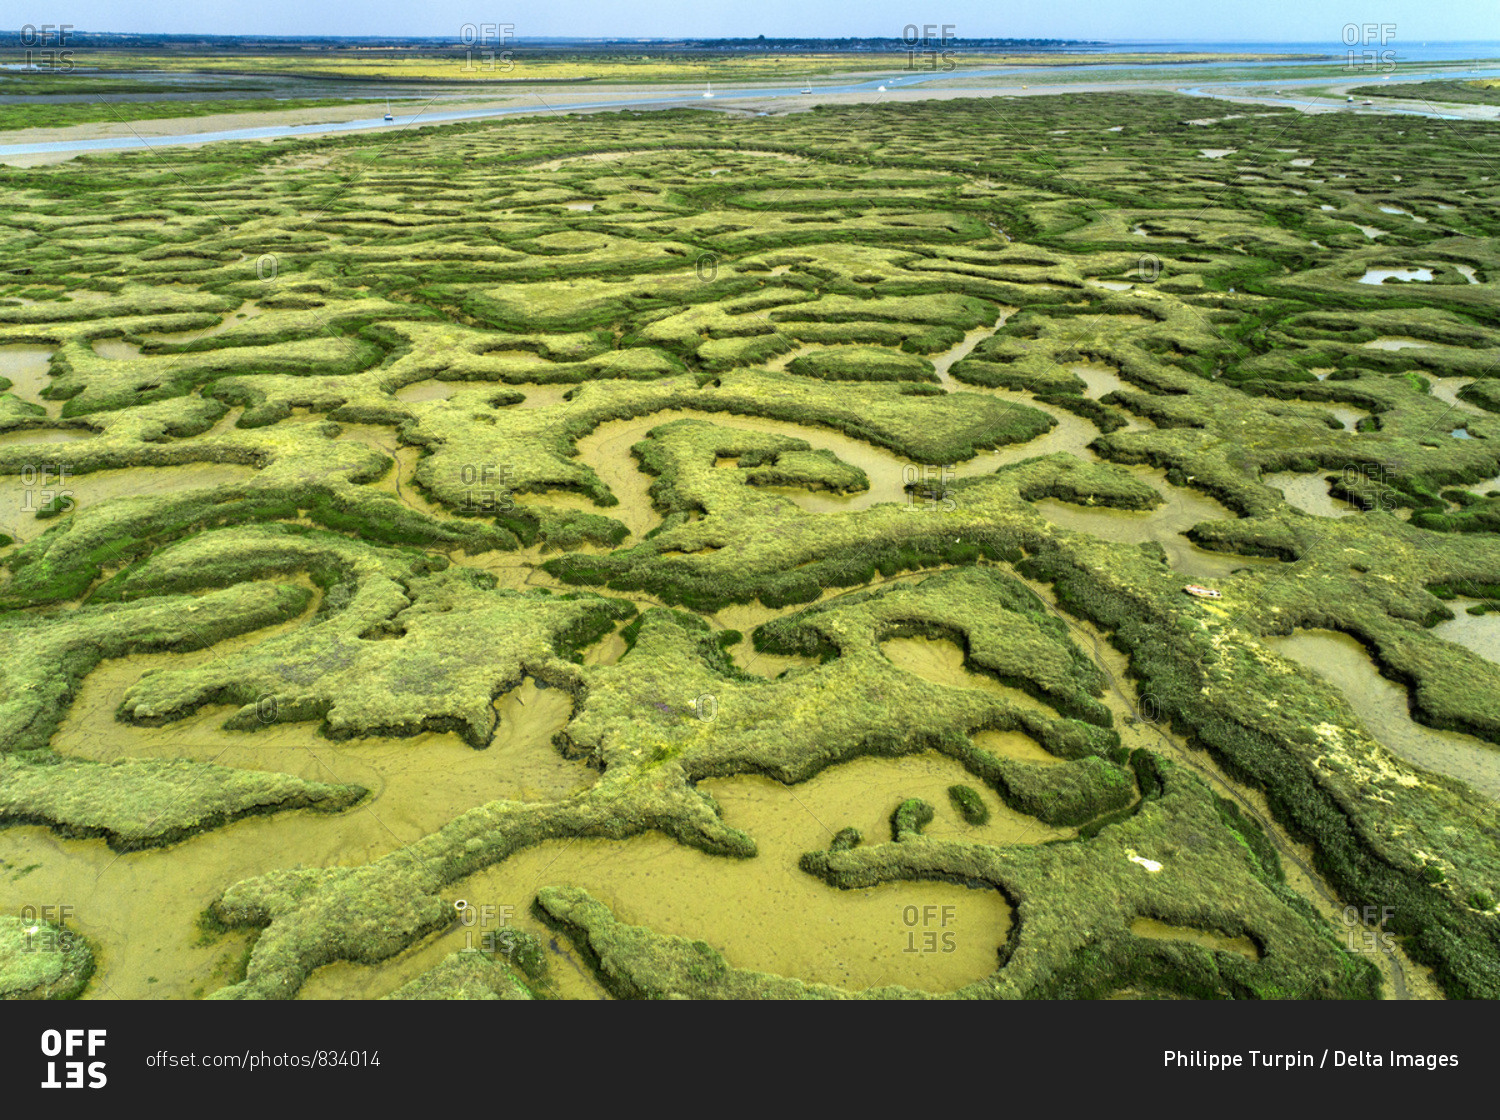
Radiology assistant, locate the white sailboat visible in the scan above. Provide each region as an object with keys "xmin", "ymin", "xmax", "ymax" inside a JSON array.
[
  {"xmin": 384, "ymin": 98, "xmax": 394, "ymax": 122},
  {"xmin": 703, "ymin": 81, "xmax": 714, "ymax": 99}
]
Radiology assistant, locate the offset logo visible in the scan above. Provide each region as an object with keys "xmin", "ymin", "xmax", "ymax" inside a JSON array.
[
  {"xmin": 40, "ymin": 1029, "xmax": 106, "ymax": 1089},
  {"xmin": 902, "ymin": 904, "xmax": 958, "ymax": 953}
]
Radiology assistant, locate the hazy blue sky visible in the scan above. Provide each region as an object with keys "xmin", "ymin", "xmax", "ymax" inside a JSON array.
[{"xmin": 18, "ymin": 1, "xmax": 1499, "ymax": 41}]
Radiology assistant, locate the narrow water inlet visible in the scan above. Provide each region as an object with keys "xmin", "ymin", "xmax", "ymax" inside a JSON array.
[
  {"xmin": 1130, "ymin": 917, "xmax": 1260, "ymax": 959},
  {"xmin": 0, "ymin": 344, "xmax": 56, "ymax": 409},
  {"xmin": 1432, "ymin": 600, "xmax": 1500, "ymax": 668},
  {"xmin": 1358, "ymin": 267, "xmax": 1433, "ymax": 285},
  {"xmin": 1261, "ymin": 471, "xmax": 1360, "ymax": 518},
  {"xmin": 1264, "ymin": 629, "xmax": 1500, "ymax": 801}
]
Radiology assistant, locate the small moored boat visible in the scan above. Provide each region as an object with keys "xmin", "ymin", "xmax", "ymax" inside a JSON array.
[{"xmin": 1183, "ymin": 585, "xmax": 1222, "ymax": 600}]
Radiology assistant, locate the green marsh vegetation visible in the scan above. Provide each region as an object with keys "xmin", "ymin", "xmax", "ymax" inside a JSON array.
[
  {"xmin": 0, "ymin": 89, "xmax": 1497, "ymax": 999},
  {"xmin": 1351, "ymin": 80, "xmax": 1500, "ymax": 107}
]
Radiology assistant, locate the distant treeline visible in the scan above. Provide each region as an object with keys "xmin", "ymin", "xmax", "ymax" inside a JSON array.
[
  {"xmin": 670, "ymin": 38, "xmax": 1102, "ymax": 51},
  {"xmin": 2, "ymin": 30, "xmax": 1102, "ymax": 53}
]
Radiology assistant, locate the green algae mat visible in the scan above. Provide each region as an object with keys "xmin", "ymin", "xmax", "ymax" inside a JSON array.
[{"xmin": 2, "ymin": 92, "xmax": 1499, "ymax": 1001}]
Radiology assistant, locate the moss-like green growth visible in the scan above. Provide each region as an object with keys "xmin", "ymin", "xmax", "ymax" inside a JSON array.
[
  {"xmin": 891, "ymin": 797, "xmax": 936, "ymax": 838},
  {"xmin": 947, "ymin": 784, "xmax": 990, "ymax": 825},
  {"xmin": 384, "ymin": 946, "xmax": 542, "ymax": 1000},
  {"xmin": 0, "ymin": 577, "xmax": 312, "ymax": 754},
  {"xmin": 787, "ymin": 346, "xmax": 938, "ymax": 383},
  {"xmin": 1018, "ymin": 537, "xmax": 1500, "ymax": 999},
  {"xmin": 8, "ymin": 90, "xmax": 1500, "ymax": 1003},
  {"xmin": 0, "ymin": 757, "xmax": 365, "ymax": 851},
  {"xmin": 109, "ymin": 535, "xmax": 635, "ymax": 748},
  {"xmin": 830, "ymin": 826, "xmax": 863, "ymax": 851},
  {"xmin": 545, "ymin": 451, "xmax": 1153, "ymax": 612},
  {"xmin": 0, "ymin": 915, "xmax": 93, "ymax": 1000}
]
